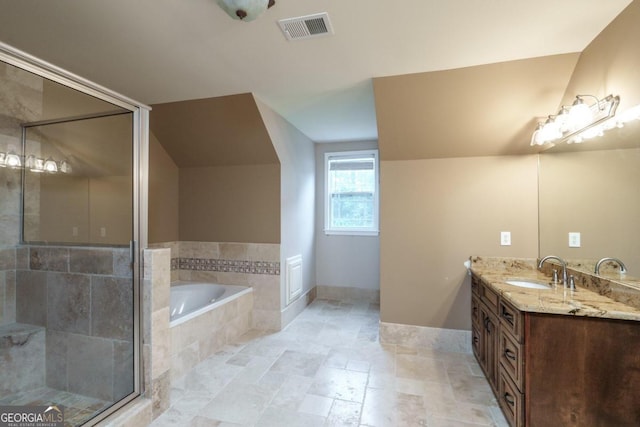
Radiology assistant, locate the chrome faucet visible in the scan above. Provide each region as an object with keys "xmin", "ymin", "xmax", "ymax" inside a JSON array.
[
  {"xmin": 595, "ymin": 257, "xmax": 627, "ymax": 275},
  {"xmin": 538, "ymin": 255, "xmax": 568, "ymax": 285}
]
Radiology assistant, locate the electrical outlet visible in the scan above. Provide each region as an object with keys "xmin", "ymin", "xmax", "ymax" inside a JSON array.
[
  {"xmin": 100, "ymin": 227, "xmax": 107, "ymax": 238},
  {"xmin": 500, "ymin": 231, "xmax": 511, "ymax": 246},
  {"xmin": 72, "ymin": 226, "xmax": 78, "ymax": 237},
  {"xmin": 569, "ymin": 232, "xmax": 581, "ymax": 248}
]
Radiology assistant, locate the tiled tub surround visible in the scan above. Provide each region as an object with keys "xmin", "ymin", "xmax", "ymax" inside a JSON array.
[
  {"xmin": 11, "ymin": 245, "xmax": 135, "ymax": 402},
  {"xmin": 143, "ymin": 248, "xmax": 172, "ymax": 420},
  {"xmin": 170, "ymin": 286, "xmax": 253, "ymax": 381},
  {"xmin": 470, "ymin": 256, "xmax": 640, "ymax": 319},
  {"xmin": 151, "ymin": 241, "xmax": 283, "ymax": 330}
]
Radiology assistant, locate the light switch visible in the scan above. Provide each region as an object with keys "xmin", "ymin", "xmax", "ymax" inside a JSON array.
[
  {"xmin": 100, "ymin": 227, "xmax": 107, "ymax": 237},
  {"xmin": 569, "ymin": 232, "xmax": 581, "ymax": 248},
  {"xmin": 72, "ymin": 226, "xmax": 78, "ymax": 237},
  {"xmin": 500, "ymin": 231, "xmax": 511, "ymax": 246}
]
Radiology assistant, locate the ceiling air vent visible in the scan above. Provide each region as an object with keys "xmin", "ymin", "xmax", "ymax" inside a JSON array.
[{"xmin": 278, "ymin": 12, "xmax": 333, "ymax": 41}]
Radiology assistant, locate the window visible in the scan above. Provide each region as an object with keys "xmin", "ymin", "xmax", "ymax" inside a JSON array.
[{"xmin": 324, "ymin": 150, "xmax": 379, "ymax": 235}]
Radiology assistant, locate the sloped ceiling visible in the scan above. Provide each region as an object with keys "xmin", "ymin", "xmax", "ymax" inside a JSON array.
[
  {"xmin": 149, "ymin": 93, "xmax": 278, "ymax": 167},
  {"xmin": 374, "ymin": 54, "xmax": 581, "ymax": 160},
  {"xmin": 0, "ymin": 0, "xmax": 632, "ymax": 143}
]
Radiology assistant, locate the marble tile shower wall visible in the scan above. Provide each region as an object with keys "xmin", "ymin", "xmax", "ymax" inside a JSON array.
[
  {"xmin": 15, "ymin": 245, "xmax": 134, "ymax": 402},
  {"xmin": 0, "ymin": 62, "xmax": 45, "ymax": 325},
  {"xmin": 0, "ymin": 246, "xmax": 19, "ymax": 326},
  {"xmin": 151, "ymin": 241, "xmax": 282, "ymax": 330}
]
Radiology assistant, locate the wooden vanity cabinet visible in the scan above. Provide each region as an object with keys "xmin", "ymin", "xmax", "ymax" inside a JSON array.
[
  {"xmin": 471, "ymin": 275, "xmax": 500, "ymax": 392},
  {"xmin": 471, "ymin": 273, "xmax": 640, "ymax": 426}
]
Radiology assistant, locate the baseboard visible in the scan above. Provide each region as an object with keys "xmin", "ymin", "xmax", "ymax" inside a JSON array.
[
  {"xmin": 379, "ymin": 321, "xmax": 472, "ymax": 354},
  {"xmin": 316, "ymin": 285, "xmax": 380, "ymax": 303},
  {"xmin": 281, "ymin": 286, "xmax": 317, "ymax": 329}
]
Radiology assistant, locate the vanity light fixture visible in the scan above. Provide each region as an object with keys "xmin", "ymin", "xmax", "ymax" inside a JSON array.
[
  {"xmin": 216, "ymin": 0, "xmax": 275, "ymax": 21},
  {"xmin": 4, "ymin": 151, "xmax": 22, "ymax": 168},
  {"xmin": 0, "ymin": 151, "xmax": 70, "ymax": 174},
  {"xmin": 531, "ymin": 94, "xmax": 620, "ymax": 146}
]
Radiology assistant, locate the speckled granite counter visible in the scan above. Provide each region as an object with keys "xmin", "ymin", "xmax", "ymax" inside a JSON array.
[{"xmin": 470, "ymin": 256, "xmax": 640, "ymax": 322}]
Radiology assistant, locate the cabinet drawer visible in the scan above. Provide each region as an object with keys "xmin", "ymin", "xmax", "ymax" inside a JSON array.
[
  {"xmin": 499, "ymin": 329, "xmax": 524, "ymax": 390},
  {"xmin": 499, "ymin": 299, "xmax": 523, "ymax": 342},
  {"xmin": 471, "ymin": 274, "xmax": 481, "ymax": 296},
  {"xmin": 471, "ymin": 295, "xmax": 481, "ymax": 329},
  {"xmin": 498, "ymin": 369, "xmax": 524, "ymax": 427},
  {"xmin": 480, "ymin": 282, "xmax": 500, "ymax": 312}
]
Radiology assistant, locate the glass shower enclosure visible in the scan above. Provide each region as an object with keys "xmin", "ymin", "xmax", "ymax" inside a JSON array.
[{"xmin": 0, "ymin": 46, "xmax": 146, "ymax": 426}]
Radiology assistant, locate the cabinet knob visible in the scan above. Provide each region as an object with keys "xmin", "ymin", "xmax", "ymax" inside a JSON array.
[
  {"xmin": 504, "ymin": 348, "xmax": 517, "ymax": 361},
  {"xmin": 502, "ymin": 310, "xmax": 514, "ymax": 324},
  {"xmin": 504, "ymin": 392, "xmax": 515, "ymax": 407}
]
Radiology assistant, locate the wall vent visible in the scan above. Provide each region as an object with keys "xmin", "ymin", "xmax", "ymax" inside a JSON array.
[{"xmin": 278, "ymin": 12, "xmax": 333, "ymax": 41}]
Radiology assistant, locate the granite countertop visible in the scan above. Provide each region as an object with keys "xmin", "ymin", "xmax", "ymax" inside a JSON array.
[{"xmin": 470, "ymin": 257, "xmax": 640, "ymax": 322}]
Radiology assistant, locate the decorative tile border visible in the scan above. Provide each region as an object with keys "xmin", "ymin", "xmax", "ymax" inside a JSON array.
[{"xmin": 172, "ymin": 257, "xmax": 280, "ymax": 275}]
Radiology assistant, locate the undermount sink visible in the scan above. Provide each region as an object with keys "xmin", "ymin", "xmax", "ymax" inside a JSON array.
[{"xmin": 505, "ymin": 279, "xmax": 552, "ymax": 290}]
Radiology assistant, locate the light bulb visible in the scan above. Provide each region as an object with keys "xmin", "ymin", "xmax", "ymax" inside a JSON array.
[
  {"xmin": 31, "ymin": 157, "xmax": 45, "ymax": 172},
  {"xmin": 60, "ymin": 160, "xmax": 71, "ymax": 174},
  {"xmin": 568, "ymin": 97, "xmax": 593, "ymax": 131},
  {"xmin": 555, "ymin": 107, "xmax": 571, "ymax": 133},
  {"xmin": 538, "ymin": 117, "xmax": 562, "ymax": 143},
  {"xmin": 44, "ymin": 158, "xmax": 58, "ymax": 173},
  {"xmin": 5, "ymin": 152, "xmax": 21, "ymax": 168},
  {"xmin": 530, "ymin": 123, "xmax": 544, "ymax": 146}
]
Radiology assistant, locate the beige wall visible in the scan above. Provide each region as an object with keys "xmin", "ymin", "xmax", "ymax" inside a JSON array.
[
  {"xmin": 560, "ymin": 0, "xmax": 640, "ymax": 113},
  {"xmin": 539, "ymin": 148, "xmax": 640, "ymax": 277},
  {"xmin": 149, "ymin": 93, "xmax": 282, "ymax": 245},
  {"xmin": 178, "ymin": 164, "xmax": 280, "ymax": 243},
  {"xmin": 148, "ymin": 133, "xmax": 179, "ymax": 244},
  {"xmin": 35, "ymin": 174, "xmax": 132, "ymax": 245},
  {"xmin": 380, "ymin": 156, "xmax": 538, "ymax": 329},
  {"xmin": 373, "ymin": 54, "xmax": 579, "ymax": 160}
]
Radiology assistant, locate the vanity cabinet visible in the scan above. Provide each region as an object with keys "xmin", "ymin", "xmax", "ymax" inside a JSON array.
[
  {"xmin": 471, "ymin": 273, "xmax": 640, "ymax": 427},
  {"xmin": 472, "ymin": 274, "xmax": 522, "ymax": 425}
]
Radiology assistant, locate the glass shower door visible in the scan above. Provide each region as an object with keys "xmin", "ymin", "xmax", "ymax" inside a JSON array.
[{"xmin": 0, "ymin": 58, "xmax": 142, "ymax": 427}]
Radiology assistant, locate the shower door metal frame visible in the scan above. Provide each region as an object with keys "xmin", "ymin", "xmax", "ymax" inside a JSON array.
[{"xmin": 0, "ymin": 42, "xmax": 150, "ymax": 426}]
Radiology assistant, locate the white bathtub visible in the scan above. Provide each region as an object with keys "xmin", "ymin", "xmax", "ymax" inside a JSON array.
[{"xmin": 169, "ymin": 282, "xmax": 251, "ymax": 327}]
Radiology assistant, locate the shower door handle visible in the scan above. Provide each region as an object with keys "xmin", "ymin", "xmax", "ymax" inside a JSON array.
[{"xmin": 130, "ymin": 240, "xmax": 136, "ymax": 265}]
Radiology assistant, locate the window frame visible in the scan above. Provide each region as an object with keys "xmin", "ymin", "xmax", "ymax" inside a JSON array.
[{"xmin": 324, "ymin": 149, "xmax": 379, "ymax": 236}]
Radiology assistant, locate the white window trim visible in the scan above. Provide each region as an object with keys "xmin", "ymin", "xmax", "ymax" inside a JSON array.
[{"xmin": 324, "ymin": 149, "xmax": 379, "ymax": 236}]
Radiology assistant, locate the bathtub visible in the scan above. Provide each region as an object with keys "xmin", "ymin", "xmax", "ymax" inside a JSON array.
[{"xmin": 169, "ymin": 281, "xmax": 251, "ymax": 327}]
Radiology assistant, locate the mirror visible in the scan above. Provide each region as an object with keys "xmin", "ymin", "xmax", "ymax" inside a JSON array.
[
  {"xmin": 22, "ymin": 111, "xmax": 133, "ymax": 246},
  {"xmin": 538, "ymin": 119, "xmax": 640, "ymax": 280},
  {"xmin": 13, "ymin": 79, "xmax": 133, "ymax": 246}
]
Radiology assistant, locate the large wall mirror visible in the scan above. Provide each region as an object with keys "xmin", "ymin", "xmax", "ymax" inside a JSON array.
[
  {"xmin": 20, "ymin": 80, "xmax": 133, "ymax": 246},
  {"xmin": 538, "ymin": 119, "xmax": 640, "ymax": 280}
]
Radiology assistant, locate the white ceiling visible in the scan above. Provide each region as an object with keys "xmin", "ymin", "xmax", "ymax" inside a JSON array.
[{"xmin": 0, "ymin": 0, "xmax": 632, "ymax": 142}]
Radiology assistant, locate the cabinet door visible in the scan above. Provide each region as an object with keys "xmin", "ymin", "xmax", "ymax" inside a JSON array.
[{"xmin": 480, "ymin": 303, "xmax": 500, "ymax": 390}]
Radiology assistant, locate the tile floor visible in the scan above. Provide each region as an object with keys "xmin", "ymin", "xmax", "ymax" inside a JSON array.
[{"xmin": 150, "ymin": 298, "xmax": 508, "ymax": 427}]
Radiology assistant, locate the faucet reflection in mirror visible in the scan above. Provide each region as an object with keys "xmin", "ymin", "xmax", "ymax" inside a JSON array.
[{"xmin": 0, "ymin": 151, "xmax": 71, "ymax": 174}]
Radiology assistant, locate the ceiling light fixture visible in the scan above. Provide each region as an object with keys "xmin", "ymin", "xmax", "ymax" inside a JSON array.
[
  {"xmin": 216, "ymin": 0, "xmax": 275, "ymax": 21},
  {"xmin": 531, "ymin": 94, "xmax": 620, "ymax": 146}
]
